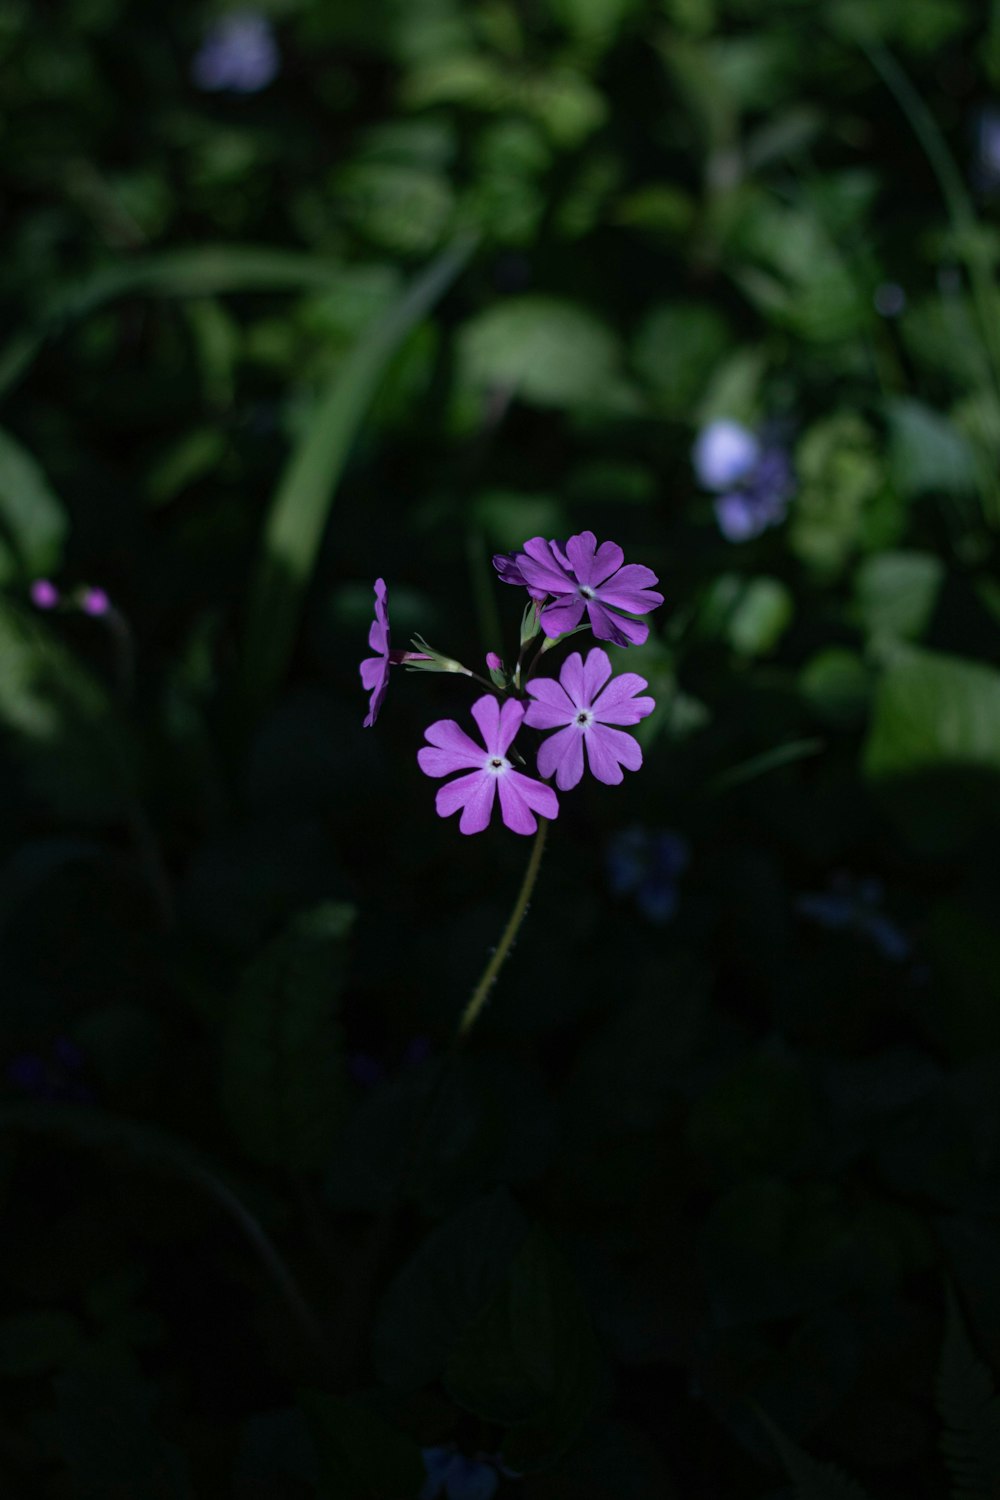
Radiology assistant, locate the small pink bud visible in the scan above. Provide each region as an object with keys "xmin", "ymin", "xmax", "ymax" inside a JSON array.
[
  {"xmin": 30, "ymin": 579, "xmax": 60, "ymax": 610},
  {"xmin": 81, "ymin": 587, "xmax": 110, "ymax": 617},
  {"xmin": 486, "ymin": 652, "xmax": 503, "ymax": 672}
]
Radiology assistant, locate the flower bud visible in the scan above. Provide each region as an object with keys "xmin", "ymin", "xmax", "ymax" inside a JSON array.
[{"xmin": 404, "ymin": 633, "xmax": 472, "ymax": 676}]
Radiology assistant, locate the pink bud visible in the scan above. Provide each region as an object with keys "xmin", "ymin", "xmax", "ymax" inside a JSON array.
[
  {"xmin": 486, "ymin": 652, "xmax": 503, "ymax": 672},
  {"xmin": 81, "ymin": 587, "xmax": 110, "ymax": 617},
  {"xmin": 30, "ymin": 579, "xmax": 60, "ymax": 610}
]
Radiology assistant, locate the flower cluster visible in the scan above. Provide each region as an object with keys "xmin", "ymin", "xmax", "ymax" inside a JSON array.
[
  {"xmin": 191, "ymin": 12, "xmax": 279, "ymax": 94},
  {"xmin": 693, "ymin": 418, "xmax": 795, "ymax": 543},
  {"xmin": 359, "ymin": 531, "xmax": 662, "ymax": 835}
]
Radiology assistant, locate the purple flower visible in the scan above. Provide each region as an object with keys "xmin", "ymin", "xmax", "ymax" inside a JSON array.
[
  {"xmin": 418, "ymin": 695, "xmax": 558, "ymax": 835},
  {"xmin": 693, "ymin": 419, "xmax": 760, "ymax": 491},
  {"xmin": 797, "ymin": 874, "xmax": 910, "ymax": 962},
  {"xmin": 607, "ymin": 826, "xmax": 689, "ymax": 923},
  {"xmin": 360, "ymin": 578, "xmax": 391, "ymax": 728},
  {"xmin": 420, "ymin": 1447, "xmax": 499, "ymax": 1500},
  {"xmin": 29, "ymin": 579, "xmax": 60, "ymax": 610},
  {"xmin": 712, "ymin": 443, "xmax": 794, "ymax": 543},
  {"xmin": 494, "ymin": 531, "xmax": 663, "ymax": 648},
  {"xmin": 191, "ymin": 11, "xmax": 279, "ymax": 94},
  {"xmin": 524, "ymin": 647, "xmax": 654, "ymax": 790},
  {"xmin": 81, "ymin": 587, "xmax": 110, "ymax": 617}
]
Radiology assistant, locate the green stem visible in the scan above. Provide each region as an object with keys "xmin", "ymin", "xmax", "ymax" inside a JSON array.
[{"xmin": 457, "ymin": 816, "xmax": 549, "ymax": 1039}]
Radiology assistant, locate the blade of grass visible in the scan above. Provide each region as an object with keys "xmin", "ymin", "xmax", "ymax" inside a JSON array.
[
  {"xmin": 0, "ymin": 245, "xmax": 357, "ymax": 404},
  {"xmin": 710, "ymin": 737, "xmax": 824, "ymax": 794},
  {"xmin": 241, "ymin": 232, "xmax": 477, "ymax": 717},
  {"xmin": 862, "ymin": 42, "xmax": 1000, "ymax": 411}
]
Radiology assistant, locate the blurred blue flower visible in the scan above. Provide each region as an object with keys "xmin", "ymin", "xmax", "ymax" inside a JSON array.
[
  {"xmin": 6, "ymin": 1036, "xmax": 93, "ymax": 1104},
  {"xmin": 693, "ymin": 419, "xmax": 760, "ymax": 491},
  {"xmin": 420, "ymin": 1447, "xmax": 499, "ymax": 1500},
  {"xmin": 191, "ymin": 12, "xmax": 279, "ymax": 93},
  {"xmin": 607, "ymin": 827, "xmax": 689, "ymax": 924},
  {"xmin": 974, "ymin": 106, "xmax": 1000, "ymax": 195},
  {"xmin": 797, "ymin": 874, "xmax": 909, "ymax": 961},
  {"xmin": 693, "ymin": 420, "xmax": 794, "ymax": 542}
]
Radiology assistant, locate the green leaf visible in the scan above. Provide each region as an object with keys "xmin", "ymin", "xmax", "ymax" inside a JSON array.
[
  {"xmin": 0, "ymin": 600, "xmax": 133, "ymax": 821},
  {"xmin": 303, "ymin": 1393, "xmax": 424, "ymax": 1500},
  {"xmin": 221, "ymin": 902, "xmax": 353, "ymax": 1173},
  {"xmin": 758, "ymin": 1408, "xmax": 873, "ymax": 1499},
  {"xmin": 456, "ymin": 295, "xmax": 622, "ymax": 410},
  {"xmin": 799, "ymin": 649, "xmax": 871, "ymax": 730},
  {"xmin": 0, "ymin": 426, "xmax": 68, "ymax": 580},
  {"xmin": 726, "ymin": 577, "xmax": 794, "ymax": 657},
  {"xmin": 854, "ymin": 550, "xmax": 944, "ymax": 645},
  {"xmin": 373, "ymin": 1189, "xmax": 530, "ymax": 1390},
  {"xmin": 937, "ymin": 1288, "xmax": 1000, "ymax": 1500},
  {"xmin": 865, "ymin": 649, "xmax": 1000, "ymax": 779},
  {"xmin": 0, "ymin": 246, "xmax": 360, "ymax": 401},
  {"xmin": 887, "ymin": 398, "xmax": 980, "ymax": 499},
  {"xmin": 631, "ymin": 302, "xmax": 731, "ymax": 418},
  {"xmin": 242, "ymin": 233, "xmax": 475, "ymax": 714},
  {"xmin": 446, "ymin": 1226, "xmax": 600, "ymax": 1471}
]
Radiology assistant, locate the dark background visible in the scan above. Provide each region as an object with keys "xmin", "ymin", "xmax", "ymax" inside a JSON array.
[{"xmin": 2, "ymin": 0, "xmax": 1000, "ymax": 1494}]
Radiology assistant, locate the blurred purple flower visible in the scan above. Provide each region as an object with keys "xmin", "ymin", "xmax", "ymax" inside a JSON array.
[
  {"xmin": 524, "ymin": 647, "xmax": 653, "ymax": 791},
  {"xmin": 420, "ymin": 1447, "xmax": 499, "ymax": 1500},
  {"xmin": 360, "ymin": 578, "xmax": 391, "ymax": 728},
  {"xmin": 418, "ymin": 695, "xmax": 558, "ymax": 836},
  {"xmin": 607, "ymin": 826, "xmax": 689, "ymax": 923},
  {"xmin": 713, "ymin": 444, "xmax": 794, "ymax": 543},
  {"xmin": 81, "ymin": 586, "xmax": 110, "ymax": 617},
  {"xmin": 797, "ymin": 874, "xmax": 910, "ymax": 961},
  {"xmin": 693, "ymin": 419, "xmax": 760, "ymax": 491},
  {"xmin": 29, "ymin": 579, "xmax": 60, "ymax": 610},
  {"xmin": 693, "ymin": 418, "xmax": 794, "ymax": 542},
  {"xmin": 7, "ymin": 1036, "xmax": 92, "ymax": 1104},
  {"xmin": 495, "ymin": 531, "xmax": 663, "ymax": 648},
  {"xmin": 191, "ymin": 12, "xmax": 279, "ymax": 94}
]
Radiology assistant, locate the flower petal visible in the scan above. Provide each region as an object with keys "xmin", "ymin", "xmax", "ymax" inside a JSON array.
[
  {"xmin": 563, "ymin": 531, "xmax": 597, "ymax": 584},
  {"xmin": 470, "ymin": 695, "xmax": 503, "ymax": 755},
  {"xmin": 435, "ymin": 771, "xmax": 496, "ymax": 833},
  {"xmin": 497, "ymin": 770, "xmax": 551, "ymax": 835},
  {"xmin": 585, "ymin": 724, "xmax": 643, "ymax": 784},
  {"xmin": 360, "ymin": 656, "xmax": 385, "ymax": 692},
  {"xmin": 422, "ymin": 718, "xmax": 487, "ymax": 769},
  {"xmin": 592, "ymin": 672, "xmax": 655, "ymax": 725},
  {"xmin": 497, "ymin": 696, "xmax": 526, "ymax": 755},
  {"xmin": 554, "ymin": 650, "xmax": 586, "ymax": 708},
  {"xmin": 593, "ymin": 565, "xmax": 663, "ymax": 614},
  {"xmin": 581, "ymin": 647, "xmax": 613, "ymax": 706},
  {"xmin": 537, "ymin": 598, "xmax": 584, "ymax": 638},
  {"xmin": 517, "ymin": 537, "xmax": 575, "ymax": 595},
  {"xmin": 586, "ymin": 601, "xmax": 648, "ymax": 646},
  {"xmin": 537, "ymin": 724, "xmax": 585, "ymax": 790},
  {"xmin": 524, "ymin": 676, "xmax": 574, "ymax": 729}
]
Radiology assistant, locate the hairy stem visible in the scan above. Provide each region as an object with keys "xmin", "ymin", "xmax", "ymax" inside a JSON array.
[{"xmin": 457, "ymin": 815, "xmax": 549, "ymax": 1039}]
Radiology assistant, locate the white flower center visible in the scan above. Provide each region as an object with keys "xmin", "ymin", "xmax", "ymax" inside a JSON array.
[
  {"xmin": 574, "ymin": 709, "xmax": 593, "ymax": 729},
  {"xmin": 578, "ymin": 585, "xmax": 595, "ymax": 600},
  {"xmin": 485, "ymin": 755, "xmax": 510, "ymax": 776}
]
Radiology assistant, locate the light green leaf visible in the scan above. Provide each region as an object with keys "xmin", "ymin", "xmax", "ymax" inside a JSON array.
[
  {"xmin": 887, "ymin": 397, "xmax": 980, "ymax": 498},
  {"xmin": 854, "ymin": 550, "xmax": 944, "ymax": 645},
  {"xmin": 0, "ymin": 426, "xmax": 68, "ymax": 580},
  {"xmin": 865, "ymin": 648, "xmax": 1000, "ymax": 780},
  {"xmin": 726, "ymin": 577, "xmax": 793, "ymax": 657},
  {"xmin": 243, "ymin": 233, "xmax": 475, "ymax": 713},
  {"xmin": 457, "ymin": 295, "xmax": 622, "ymax": 410}
]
